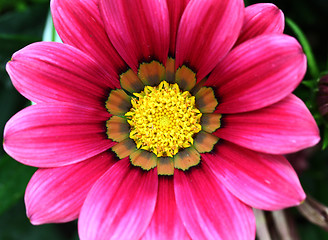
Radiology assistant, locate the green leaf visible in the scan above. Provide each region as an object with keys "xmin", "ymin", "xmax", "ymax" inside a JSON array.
[
  {"xmin": 322, "ymin": 125, "xmax": 328, "ymax": 150},
  {"xmin": 302, "ymin": 79, "xmax": 319, "ymax": 90},
  {"xmin": 0, "ymin": 154, "xmax": 36, "ymax": 215}
]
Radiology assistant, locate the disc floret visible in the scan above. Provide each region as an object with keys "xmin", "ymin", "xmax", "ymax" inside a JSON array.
[{"xmin": 125, "ymin": 81, "xmax": 202, "ymax": 157}]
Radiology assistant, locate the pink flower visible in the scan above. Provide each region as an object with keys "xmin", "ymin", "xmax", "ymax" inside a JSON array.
[
  {"xmin": 3, "ymin": 0, "xmax": 320, "ymax": 239},
  {"xmin": 317, "ymin": 75, "xmax": 328, "ymax": 119}
]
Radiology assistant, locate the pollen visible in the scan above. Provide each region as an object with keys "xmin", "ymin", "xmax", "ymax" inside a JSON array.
[{"xmin": 125, "ymin": 81, "xmax": 202, "ymax": 157}]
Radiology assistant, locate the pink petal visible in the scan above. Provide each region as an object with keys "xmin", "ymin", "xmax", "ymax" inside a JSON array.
[
  {"xmin": 6, "ymin": 42, "xmax": 119, "ymax": 109},
  {"xmin": 25, "ymin": 151, "xmax": 116, "ymax": 224},
  {"xmin": 203, "ymin": 142, "xmax": 306, "ymax": 210},
  {"xmin": 235, "ymin": 3, "xmax": 284, "ymax": 45},
  {"xmin": 100, "ymin": 0, "xmax": 170, "ymax": 72},
  {"xmin": 206, "ymin": 34, "xmax": 307, "ymax": 113},
  {"xmin": 79, "ymin": 158, "xmax": 158, "ymax": 240},
  {"xmin": 3, "ymin": 103, "xmax": 113, "ymax": 168},
  {"xmin": 175, "ymin": 0, "xmax": 244, "ymax": 81},
  {"xmin": 51, "ymin": 0, "xmax": 126, "ymax": 76},
  {"xmin": 215, "ymin": 95, "xmax": 320, "ymax": 154},
  {"xmin": 142, "ymin": 176, "xmax": 190, "ymax": 240},
  {"xmin": 166, "ymin": 0, "xmax": 190, "ymax": 57},
  {"xmin": 174, "ymin": 164, "xmax": 255, "ymax": 240}
]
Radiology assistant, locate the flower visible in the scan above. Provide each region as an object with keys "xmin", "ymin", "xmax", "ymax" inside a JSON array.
[
  {"xmin": 317, "ymin": 74, "xmax": 328, "ymax": 119},
  {"xmin": 3, "ymin": 0, "xmax": 320, "ymax": 239}
]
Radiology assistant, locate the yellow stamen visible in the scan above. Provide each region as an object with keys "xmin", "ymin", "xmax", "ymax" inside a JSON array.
[{"xmin": 125, "ymin": 81, "xmax": 202, "ymax": 157}]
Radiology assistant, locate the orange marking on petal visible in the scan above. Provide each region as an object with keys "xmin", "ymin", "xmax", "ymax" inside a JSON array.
[
  {"xmin": 106, "ymin": 116, "xmax": 130, "ymax": 142},
  {"xmin": 174, "ymin": 147, "xmax": 200, "ymax": 171},
  {"xmin": 201, "ymin": 113, "xmax": 222, "ymax": 133},
  {"xmin": 175, "ymin": 65, "xmax": 196, "ymax": 91},
  {"xmin": 106, "ymin": 89, "xmax": 132, "ymax": 115},
  {"xmin": 165, "ymin": 57, "xmax": 175, "ymax": 83},
  {"xmin": 130, "ymin": 149, "xmax": 157, "ymax": 170},
  {"xmin": 193, "ymin": 131, "xmax": 219, "ymax": 153},
  {"xmin": 120, "ymin": 69, "xmax": 144, "ymax": 93},
  {"xmin": 157, "ymin": 157, "xmax": 174, "ymax": 175},
  {"xmin": 195, "ymin": 87, "xmax": 218, "ymax": 113},
  {"xmin": 111, "ymin": 138, "xmax": 137, "ymax": 159},
  {"xmin": 138, "ymin": 61, "xmax": 166, "ymax": 86}
]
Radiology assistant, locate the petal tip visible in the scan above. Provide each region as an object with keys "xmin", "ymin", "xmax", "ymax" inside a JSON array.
[{"xmin": 26, "ymin": 209, "xmax": 43, "ymax": 226}]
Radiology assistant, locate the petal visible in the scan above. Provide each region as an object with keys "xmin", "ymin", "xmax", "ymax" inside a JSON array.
[
  {"xmin": 165, "ymin": 57, "xmax": 176, "ymax": 83},
  {"xmin": 142, "ymin": 176, "xmax": 190, "ymax": 240},
  {"xmin": 111, "ymin": 138, "xmax": 137, "ymax": 159},
  {"xmin": 3, "ymin": 103, "xmax": 113, "ymax": 167},
  {"xmin": 207, "ymin": 34, "xmax": 307, "ymax": 113},
  {"xmin": 106, "ymin": 116, "xmax": 130, "ymax": 142},
  {"xmin": 105, "ymin": 89, "xmax": 132, "ymax": 116},
  {"xmin": 215, "ymin": 95, "xmax": 320, "ymax": 154},
  {"xmin": 175, "ymin": 0, "xmax": 244, "ymax": 81},
  {"xmin": 166, "ymin": 0, "xmax": 190, "ymax": 57},
  {"xmin": 120, "ymin": 69, "xmax": 145, "ymax": 94},
  {"xmin": 200, "ymin": 113, "xmax": 222, "ymax": 133},
  {"xmin": 6, "ymin": 42, "xmax": 119, "ymax": 109},
  {"xmin": 175, "ymin": 65, "xmax": 196, "ymax": 91},
  {"xmin": 138, "ymin": 61, "xmax": 166, "ymax": 86},
  {"xmin": 51, "ymin": 0, "xmax": 126, "ymax": 76},
  {"xmin": 174, "ymin": 147, "xmax": 200, "ymax": 171},
  {"xmin": 100, "ymin": 0, "xmax": 170, "ymax": 72},
  {"xmin": 25, "ymin": 151, "xmax": 116, "ymax": 224},
  {"xmin": 78, "ymin": 159, "xmax": 158, "ymax": 240},
  {"xmin": 157, "ymin": 157, "xmax": 174, "ymax": 175},
  {"xmin": 203, "ymin": 142, "xmax": 306, "ymax": 210},
  {"xmin": 236, "ymin": 3, "xmax": 284, "ymax": 45},
  {"xmin": 174, "ymin": 163, "xmax": 255, "ymax": 240},
  {"xmin": 130, "ymin": 149, "xmax": 157, "ymax": 171},
  {"xmin": 195, "ymin": 87, "xmax": 218, "ymax": 113},
  {"xmin": 193, "ymin": 131, "xmax": 219, "ymax": 153}
]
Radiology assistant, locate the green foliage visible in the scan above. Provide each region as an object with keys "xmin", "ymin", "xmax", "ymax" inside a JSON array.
[
  {"xmin": 285, "ymin": 16, "xmax": 328, "ymax": 152},
  {"xmin": 0, "ymin": 155, "xmax": 35, "ymax": 214},
  {"xmin": 0, "ymin": 200, "xmax": 77, "ymax": 240},
  {"xmin": 322, "ymin": 125, "xmax": 328, "ymax": 150},
  {"xmin": 0, "ymin": 1, "xmax": 48, "ymax": 155},
  {"xmin": 0, "ymin": 0, "xmax": 48, "ymax": 13},
  {"xmin": 299, "ymin": 147, "xmax": 328, "ymax": 240},
  {"xmin": 286, "ymin": 18, "xmax": 320, "ymax": 80},
  {"xmin": 0, "ymin": 0, "xmax": 53, "ymax": 235}
]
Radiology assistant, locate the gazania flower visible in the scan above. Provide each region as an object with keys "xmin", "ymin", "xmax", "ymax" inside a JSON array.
[{"xmin": 3, "ymin": 0, "xmax": 320, "ymax": 239}]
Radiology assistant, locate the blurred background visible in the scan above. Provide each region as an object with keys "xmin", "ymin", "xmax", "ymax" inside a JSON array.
[{"xmin": 0, "ymin": 0, "xmax": 328, "ymax": 239}]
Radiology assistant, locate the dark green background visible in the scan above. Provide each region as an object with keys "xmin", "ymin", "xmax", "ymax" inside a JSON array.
[{"xmin": 1, "ymin": 0, "xmax": 328, "ymax": 239}]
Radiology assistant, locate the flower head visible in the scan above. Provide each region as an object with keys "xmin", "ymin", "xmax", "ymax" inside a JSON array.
[
  {"xmin": 317, "ymin": 74, "xmax": 328, "ymax": 119},
  {"xmin": 3, "ymin": 0, "xmax": 320, "ymax": 239}
]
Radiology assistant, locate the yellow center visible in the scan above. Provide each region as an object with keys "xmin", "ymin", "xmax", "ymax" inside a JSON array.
[{"xmin": 125, "ymin": 81, "xmax": 202, "ymax": 157}]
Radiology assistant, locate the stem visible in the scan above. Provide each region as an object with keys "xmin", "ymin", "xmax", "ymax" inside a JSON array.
[
  {"xmin": 286, "ymin": 18, "xmax": 320, "ymax": 79},
  {"xmin": 254, "ymin": 209, "xmax": 272, "ymax": 240},
  {"xmin": 272, "ymin": 210, "xmax": 297, "ymax": 240},
  {"xmin": 51, "ymin": 20, "xmax": 56, "ymax": 42},
  {"xmin": 297, "ymin": 195, "xmax": 328, "ymax": 230}
]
